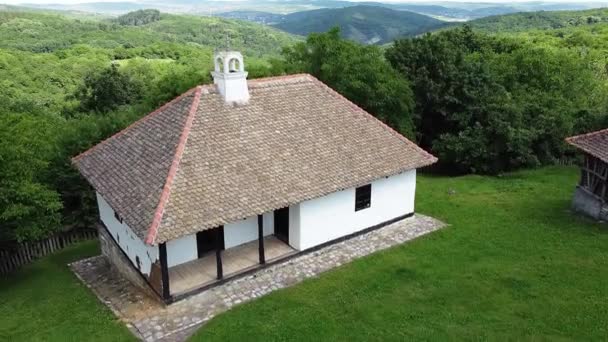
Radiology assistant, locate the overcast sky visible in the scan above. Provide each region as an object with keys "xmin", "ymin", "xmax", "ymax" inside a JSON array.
[{"xmin": 1, "ymin": 0, "xmax": 601, "ymax": 4}]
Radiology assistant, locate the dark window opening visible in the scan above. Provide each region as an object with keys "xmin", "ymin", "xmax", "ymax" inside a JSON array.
[
  {"xmin": 355, "ymin": 184, "xmax": 372, "ymax": 211},
  {"xmin": 136, "ymin": 256, "xmax": 141, "ymax": 270},
  {"xmin": 114, "ymin": 211, "xmax": 123, "ymax": 223}
]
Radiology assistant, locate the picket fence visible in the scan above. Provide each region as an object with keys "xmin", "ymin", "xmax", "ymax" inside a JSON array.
[{"xmin": 0, "ymin": 229, "xmax": 97, "ymax": 276}]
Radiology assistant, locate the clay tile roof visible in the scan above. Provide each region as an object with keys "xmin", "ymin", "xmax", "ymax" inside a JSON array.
[
  {"xmin": 73, "ymin": 74, "xmax": 437, "ymax": 245},
  {"xmin": 566, "ymin": 128, "xmax": 608, "ymax": 163}
]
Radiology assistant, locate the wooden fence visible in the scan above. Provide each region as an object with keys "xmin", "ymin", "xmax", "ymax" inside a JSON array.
[{"xmin": 0, "ymin": 228, "xmax": 98, "ymax": 276}]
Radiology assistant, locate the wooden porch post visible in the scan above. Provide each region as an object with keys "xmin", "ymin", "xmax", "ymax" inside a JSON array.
[
  {"xmin": 258, "ymin": 214, "xmax": 265, "ymax": 264},
  {"xmin": 159, "ymin": 242, "xmax": 171, "ymax": 301},
  {"xmin": 216, "ymin": 227, "xmax": 223, "ymax": 279}
]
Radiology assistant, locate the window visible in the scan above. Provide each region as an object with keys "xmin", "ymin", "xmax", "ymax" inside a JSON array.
[
  {"xmin": 355, "ymin": 184, "xmax": 372, "ymax": 211},
  {"xmin": 114, "ymin": 211, "xmax": 123, "ymax": 223}
]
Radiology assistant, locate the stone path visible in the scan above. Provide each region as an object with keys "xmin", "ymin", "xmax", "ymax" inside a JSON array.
[{"xmin": 70, "ymin": 214, "xmax": 445, "ymax": 341}]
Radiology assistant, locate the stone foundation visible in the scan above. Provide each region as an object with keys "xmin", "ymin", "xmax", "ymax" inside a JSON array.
[
  {"xmin": 571, "ymin": 186, "xmax": 608, "ymax": 221},
  {"xmin": 74, "ymin": 215, "xmax": 446, "ymax": 341},
  {"xmin": 98, "ymin": 224, "xmax": 161, "ymax": 301}
]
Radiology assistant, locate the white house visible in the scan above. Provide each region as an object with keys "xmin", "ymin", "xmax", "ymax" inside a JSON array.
[{"xmin": 73, "ymin": 51, "xmax": 437, "ymax": 303}]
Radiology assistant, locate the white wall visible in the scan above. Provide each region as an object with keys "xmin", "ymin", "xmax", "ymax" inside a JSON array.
[
  {"xmin": 166, "ymin": 234, "xmax": 197, "ymax": 268},
  {"xmin": 224, "ymin": 212, "xmax": 274, "ymax": 249},
  {"xmin": 288, "ymin": 203, "xmax": 301, "ymax": 249},
  {"xmin": 294, "ymin": 170, "xmax": 416, "ymax": 251},
  {"xmin": 97, "ymin": 192, "xmax": 158, "ymax": 276}
]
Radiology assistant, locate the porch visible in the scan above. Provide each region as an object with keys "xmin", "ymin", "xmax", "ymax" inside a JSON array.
[{"xmin": 169, "ymin": 235, "xmax": 296, "ymax": 296}]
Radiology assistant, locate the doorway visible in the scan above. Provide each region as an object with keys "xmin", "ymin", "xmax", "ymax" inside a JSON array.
[
  {"xmin": 274, "ymin": 207, "xmax": 289, "ymax": 244},
  {"xmin": 196, "ymin": 226, "xmax": 224, "ymax": 258}
]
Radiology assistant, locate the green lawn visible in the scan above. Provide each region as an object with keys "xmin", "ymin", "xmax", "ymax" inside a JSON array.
[
  {"xmin": 1, "ymin": 166, "xmax": 607, "ymax": 341},
  {"xmin": 192, "ymin": 166, "xmax": 608, "ymax": 340},
  {"xmin": 0, "ymin": 241, "xmax": 135, "ymax": 341}
]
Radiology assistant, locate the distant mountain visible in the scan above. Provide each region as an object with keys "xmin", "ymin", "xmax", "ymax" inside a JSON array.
[
  {"xmin": 217, "ymin": 10, "xmax": 286, "ymax": 25},
  {"xmin": 468, "ymin": 7, "xmax": 608, "ymax": 33},
  {"xmin": 272, "ymin": 5, "xmax": 449, "ymax": 44},
  {"xmin": 18, "ymin": 1, "xmax": 608, "ymax": 22},
  {"xmin": 21, "ymin": 1, "xmax": 147, "ymax": 14}
]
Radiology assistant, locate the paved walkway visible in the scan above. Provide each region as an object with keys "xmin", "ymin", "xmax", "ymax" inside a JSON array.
[{"xmin": 70, "ymin": 214, "xmax": 445, "ymax": 341}]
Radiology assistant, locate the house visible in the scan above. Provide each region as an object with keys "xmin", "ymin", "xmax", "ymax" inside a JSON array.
[
  {"xmin": 566, "ymin": 128, "xmax": 608, "ymax": 220},
  {"xmin": 73, "ymin": 51, "xmax": 437, "ymax": 303}
]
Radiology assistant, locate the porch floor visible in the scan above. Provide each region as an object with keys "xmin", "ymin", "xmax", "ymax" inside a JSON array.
[{"xmin": 169, "ymin": 236, "xmax": 295, "ymax": 295}]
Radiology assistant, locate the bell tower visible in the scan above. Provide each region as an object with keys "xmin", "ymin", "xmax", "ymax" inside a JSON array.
[{"xmin": 211, "ymin": 51, "xmax": 250, "ymax": 104}]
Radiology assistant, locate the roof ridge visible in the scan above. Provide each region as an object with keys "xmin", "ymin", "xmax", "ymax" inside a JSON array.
[
  {"xmin": 72, "ymin": 87, "xmax": 200, "ymax": 163},
  {"xmin": 144, "ymin": 86, "xmax": 203, "ymax": 245},
  {"xmin": 566, "ymin": 127, "xmax": 608, "ymax": 143},
  {"xmin": 306, "ymin": 75, "xmax": 437, "ymax": 164},
  {"xmin": 247, "ymin": 73, "xmax": 314, "ymax": 87}
]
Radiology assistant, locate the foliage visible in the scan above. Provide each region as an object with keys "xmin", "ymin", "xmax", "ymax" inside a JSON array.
[
  {"xmin": 192, "ymin": 167, "xmax": 608, "ymax": 340},
  {"xmin": 116, "ymin": 9, "xmax": 160, "ymax": 26},
  {"xmin": 273, "ymin": 5, "xmax": 448, "ymax": 45},
  {"xmin": 0, "ymin": 9, "xmax": 292, "ymax": 242},
  {"xmin": 279, "ymin": 28, "xmax": 415, "ymax": 136},
  {"xmin": 0, "ymin": 10, "xmax": 297, "ymax": 56},
  {"xmin": 468, "ymin": 8, "xmax": 608, "ymax": 33},
  {"xmin": 0, "ymin": 113, "xmax": 62, "ymax": 242},
  {"xmin": 74, "ymin": 64, "xmax": 143, "ymax": 113},
  {"xmin": 386, "ymin": 26, "xmax": 608, "ymax": 174}
]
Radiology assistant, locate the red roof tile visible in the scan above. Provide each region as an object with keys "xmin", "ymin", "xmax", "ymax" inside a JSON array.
[
  {"xmin": 73, "ymin": 74, "xmax": 437, "ymax": 244},
  {"xmin": 566, "ymin": 128, "xmax": 608, "ymax": 163}
]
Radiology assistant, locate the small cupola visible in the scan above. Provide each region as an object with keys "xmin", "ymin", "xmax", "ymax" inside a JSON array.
[{"xmin": 211, "ymin": 51, "xmax": 250, "ymax": 105}]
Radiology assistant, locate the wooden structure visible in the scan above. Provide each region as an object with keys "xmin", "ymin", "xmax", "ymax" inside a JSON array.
[
  {"xmin": 566, "ymin": 129, "xmax": 608, "ymax": 220},
  {"xmin": 0, "ymin": 228, "xmax": 97, "ymax": 275}
]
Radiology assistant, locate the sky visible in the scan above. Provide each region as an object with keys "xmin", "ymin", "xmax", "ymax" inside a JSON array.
[{"xmin": 1, "ymin": 0, "xmax": 601, "ymax": 4}]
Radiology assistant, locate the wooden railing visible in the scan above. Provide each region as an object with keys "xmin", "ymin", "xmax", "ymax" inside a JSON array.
[{"xmin": 0, "ymin": 228, "xmax": 97, "ymax": 276}]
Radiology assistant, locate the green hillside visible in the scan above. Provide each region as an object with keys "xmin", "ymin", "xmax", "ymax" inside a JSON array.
[
  {"xmin": 468, "ymin": 7, "xmax": 608, "ymax": 33},
  {"xmin": 0, "ymin": 9, "xmax": 298, "ymax": 55},
  {"xmin": 273, "ymin": 5, "xmax": 449, "ymax": 44}
]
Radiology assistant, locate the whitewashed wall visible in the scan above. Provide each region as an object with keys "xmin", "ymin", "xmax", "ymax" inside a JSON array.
[
  {"xmin": 166, "ymin": 234, "xmax": 197, "ymax": 268},
  {"xmin": 97, "ymin": 192, "xmax": 158, "ymax": 276},
  {"xmin": 294, "ymin": 170, "xmax": 416, "ymax": 251},
  {"xmin": 224, "ymin": 212, "xmax": 274, "ymax": 249},
  {"xmin": 288, "ymin": 204, "xmax": 301, "ymax": 249}
]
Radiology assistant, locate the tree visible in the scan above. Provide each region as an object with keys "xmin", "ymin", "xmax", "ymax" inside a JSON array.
[
  {"xmin": 278, "ymin": 27, "xmax": 415, "ymax": 137},
  {"xmin": 0, "ymin": 113, "xmax": 62, "ymax": 242},
  {"xmin": 116, "ymin": 9, "xmax": 161, "ymax": 26},
  {"xmin": 387, "ymin": 26, "xmax": 606, "ymax": 174},
  {"xmin": 74, "ymin": 63, "xmax": 143, "ymax": 113}
]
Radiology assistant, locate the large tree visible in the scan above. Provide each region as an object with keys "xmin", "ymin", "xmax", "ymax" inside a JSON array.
[
  {"xmin": 74, "ymin": 63, "xmax": 143, "ymax": 113},
  {"xmin": 387, "ymin": 26, "xmax": 606, "ymax": 174},
  {"xmin": 0, "ymin": 113, "xmax": 62, "ymax": 243}
]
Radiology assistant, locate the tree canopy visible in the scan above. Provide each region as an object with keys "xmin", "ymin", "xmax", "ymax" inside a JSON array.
[{"xmin": 386, "ymin": 26, "xmax": 608, "ymax": 174}]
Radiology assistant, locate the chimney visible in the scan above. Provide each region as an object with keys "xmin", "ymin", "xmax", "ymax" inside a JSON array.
[{"xmin": 211, "ymin": 51, "xmax": 250, "ymax": 105}]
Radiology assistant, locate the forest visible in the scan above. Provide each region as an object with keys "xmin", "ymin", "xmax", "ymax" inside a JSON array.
[{"xmin": 1, "ymin": 8, "xmax": 607, "ymax": 244}]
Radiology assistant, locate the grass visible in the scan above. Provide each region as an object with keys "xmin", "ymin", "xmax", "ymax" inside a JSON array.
[
  {"xmin": 191, "ymin": 166, "xmax": 608, "ymax": 340},
  {"xmin": 1, "ymin": 166, "xmax": 607, "ymax": 341},
  {"xmin": 0, "ymin": 241, "xmax": 135, "ymax": 341}
]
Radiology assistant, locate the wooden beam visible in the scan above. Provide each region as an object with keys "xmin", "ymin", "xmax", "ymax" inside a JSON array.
[
  {"xmin": 216, "ymin": 228, "xmax": 223, "ymax": 279},
  {"xmin": 258, "ymin": 214, "xmax": 265, "ymax": 264},
  {"xmin": 159, "ymin": 242, "xmax": 171, "ymax": 301}
]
